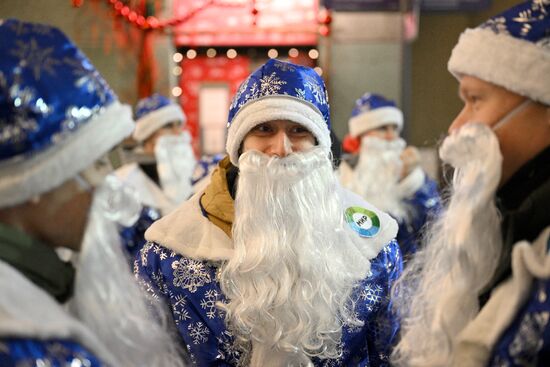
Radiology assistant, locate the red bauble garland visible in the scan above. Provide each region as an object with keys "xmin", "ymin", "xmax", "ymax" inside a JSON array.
[{"xmin": 74, "ymin": 0, "xmax": 332, "ymax": 34}]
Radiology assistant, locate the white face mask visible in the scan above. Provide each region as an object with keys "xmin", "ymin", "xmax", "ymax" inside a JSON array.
[{"xmin": 492, "ymin": 99, "xmax": 531, "ymax": 132}]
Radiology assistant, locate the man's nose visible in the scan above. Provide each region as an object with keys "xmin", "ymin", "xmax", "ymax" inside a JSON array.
[
  {"xmin": 448, "ymin": 106, "xmax": 469, "ymax": 133},
  {"xmin": 268, "ymin": 132, "xmax": 292, "ymax": 157}
]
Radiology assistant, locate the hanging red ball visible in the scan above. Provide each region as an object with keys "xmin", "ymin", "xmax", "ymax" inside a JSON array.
[
  {"xmin": 319, "ymin": 24, "xmax": 331, "ymax": 37},
  {"xmin": 318, "ymin": 9, "xmax": 332, "ymax": 25}
]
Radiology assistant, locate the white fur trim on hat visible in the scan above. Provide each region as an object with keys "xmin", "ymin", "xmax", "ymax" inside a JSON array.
[
  {"xmin": 448, "ymin": 28, "xmax": 550, "ymax": 106},
  {"xmin": 133, "ymin": 104, "xmax": 186, "ymax": 142},
  {"xmin": 0, "ymin": 101, "xmax": 134, "ymax": 208},
  {"xmin": 225, "ymin": 96, "xmax": 331, "ymax": 166},
  {"xmin": 348, "ymin": 106, "xmax": 403, "ymax": 138}
]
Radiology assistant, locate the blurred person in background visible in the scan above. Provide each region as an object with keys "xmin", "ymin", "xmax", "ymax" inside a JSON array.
[
  {"xmin": 340, "ymin": 93, "xmax": 440, "ymax": 262},
  {"xmin": 117, "ymin": 93, "xmax": 196, "ymax": 216}
]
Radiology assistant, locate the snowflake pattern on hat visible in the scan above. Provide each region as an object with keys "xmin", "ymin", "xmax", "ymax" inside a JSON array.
[
  {"xmin": 479, "ymin": 0, "xmax": 550, "ymax": 45},
  {"xmin": 227, "ymin": 59, "xmax": 330, "ymax": 129}
]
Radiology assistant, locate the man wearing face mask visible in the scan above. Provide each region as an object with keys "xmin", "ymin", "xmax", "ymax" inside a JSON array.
[
  {"xmin": 0, "ymin": 19, "xmax": 185, "ymax": 367},
  {"xmin": 135, "ymin": 59, "xmax": 403, "ymax": 366},
  {"xmin": 339, "ymin": 93, "xmax": 440, "ymax": 261},
  {"xmin": 117, "ymin": 93, "xmax": 196, "ymax": 216},
  {"xmin": 392, "ymin": 1, "xmax": 550, "ymax": 366}
]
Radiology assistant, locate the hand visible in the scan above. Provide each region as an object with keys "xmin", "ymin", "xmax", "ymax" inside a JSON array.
[{"xmin": 400, "ymin": 146, "xmax": 421, "ymax": 179}]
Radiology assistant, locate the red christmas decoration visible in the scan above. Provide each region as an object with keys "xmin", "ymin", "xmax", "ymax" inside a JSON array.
[{"xmin": 342, "ymin": 134, "xmax": 360, "ymax": 154}]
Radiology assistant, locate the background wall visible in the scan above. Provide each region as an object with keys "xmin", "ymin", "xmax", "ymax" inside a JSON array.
[{"xmin": 408, "ymin": 0, "xmax": 521, "ymax": 147}]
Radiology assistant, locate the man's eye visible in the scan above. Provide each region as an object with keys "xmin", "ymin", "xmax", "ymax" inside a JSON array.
[
  {"xmin": 291, "ymin": 126, "xmax": 309, "ymax": 134},
  {"xmin": 253, "ymin": 124, "xmax": 272, "ymax": 133}
]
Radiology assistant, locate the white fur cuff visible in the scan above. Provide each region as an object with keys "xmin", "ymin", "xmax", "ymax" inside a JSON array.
[
  {"xmin": 225, "ymin": 96, "xmax": 331, "ymax": 166},
  {"xmin": 349, "ymin": 107, "xmax": 403, "ymax": 138},
  {"xmin": 133, "ymin": 104, "xmax": 186, "ymax": 142},
  {"xmin": 448, "ymin": 28, "xmax": 550, "ymax": 106},
  {"xmin": 0, "ymin": 102, "xmax": 134, "ymax": 207}
]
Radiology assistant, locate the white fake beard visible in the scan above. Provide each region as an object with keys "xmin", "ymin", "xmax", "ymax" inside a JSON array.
[
  {"xmin": 348, "ymin": 136, "xmax": 407, "ymax": 221},
  {"xmin": 392, "ymin": 123, "xmax": 503, "ymax": 367},
  {"xmin": 155, "ymin": 132, "xmax": 196, "ymax": 205},
  {"xmin": 219, "ymin": 147, "xmax": 372, "ymax": 362},
  {"xmin": 72, "ymin": 175, "xmax": 185, "ymax": 367}
]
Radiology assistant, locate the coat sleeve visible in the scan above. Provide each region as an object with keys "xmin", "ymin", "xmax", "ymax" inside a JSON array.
[{"xmin": 134, "ymin": 242, "xmax": 242, "ymax": 366}]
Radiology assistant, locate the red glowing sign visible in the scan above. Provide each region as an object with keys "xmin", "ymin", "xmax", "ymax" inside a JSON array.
[{"xmin": 173, "ymin": 0, "xmax": 319, "ymax": 46}]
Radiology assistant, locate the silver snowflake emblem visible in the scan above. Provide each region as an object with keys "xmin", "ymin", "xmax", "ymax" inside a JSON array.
[
  {"xmin": 138, "ymin": 278, "xmax": 160, "ymax": 302},
  {"xmin": 259, "ymin": 72, "xmax": 287, "ymax": 96},
  {"xmin": 303, "ymin": 74, "xmax": 327, "ymax": 105},
  {"xmin": 0, "ymin": 114, "xmax": 39, "ymax": 146},
  {"xmin": 188, "ymin": 321, "xmax": 210, "ymax": 345},
  {"xmin": 200, "ymin": 289, "xmax": 220, "ymax": 319},
  {"xmin": 10, "ymin": 38, "xmax": 60, "ymax": 80},
  {"xmin": 360, "ymin": 283, "xmax": 383, "ymax": 311},
  {"xmin": 273, "ymin": 62, "xmax": 296, "ymax": 72},
  {"xmin": 230, "ymin": 77, "xmax": 250, "ymax": 110},
  {"xmin": 294, "ymin": 88, "xmax": 306, "ymax": 100},
  {"xmin": 216, "ymin": 330, "xmax": 242, "ymax": 363},
  {"xmin": 170, "ymin": 293, "xmax": 191, "ymax": 325},
  {"xmin": 343, "ymin": 311, "xmax": 362, "ymax": 334},
  {"xmin": 140, "ymin": 242, "xmax": 155, "ymax": 266},
  {"xmin": 531, "ymin": 0, "xmax": 550, "ymax": 14},
  {"xmin": 64, "ymin": 57, "xmax": 110, "ymax": 104},
  {"xmin": 172, "ymin": 258, "xmax": 212, "ymax": 293},
  {"xmin": 151, "ymin": 270, "xmax": 169, "ymax": 295}
]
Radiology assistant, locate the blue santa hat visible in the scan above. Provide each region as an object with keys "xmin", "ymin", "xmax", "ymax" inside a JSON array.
[
  {"xmin": 0, "ymin": 19, "xmax": 134, "ymax": 208},
  {"xmin": 348, "ymin": 93, "xmax": 403, "ymax": 138},
  {"xmin": 132, "ymin": 93, "xmax": 186, "ymax": 142},
  {"xmin": 448, "ymin": 0, "xmax": 550, "ymax": 105},
  {"xmin": 226, "ymin": 59, "xmax": 331, "ymax": 166}
]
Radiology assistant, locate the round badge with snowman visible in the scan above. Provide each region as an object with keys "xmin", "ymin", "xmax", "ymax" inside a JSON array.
[{"xmin": 344, "ymin": 206, "xmax": 380, "ymax": 238}]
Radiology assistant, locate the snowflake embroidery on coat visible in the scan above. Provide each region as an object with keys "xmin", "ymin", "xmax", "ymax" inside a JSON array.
[
  {"xmin": 303, "ymin": 74, "xmax": 328, "ymax": 105},
  {"xmin": 137, "ymin": 277, "xmax": 160, "ymax": 302},
  {"xmin": 343, "ymin": 310, "xmax": 362, "ymax": 334},
  {"xmin": 508, "ymin": 311, "xmax": 549, "ymax": 365},
  {"xmin": 140, "ymin": 241, "xmax": 155, "ymax": 266},
  {"xmin": 259, "ymin": 72, "xmax": 287, "ymax": 95},
  {"xmin": 188, "ymin": 321, "xmax": 210, "ymax": 345},
  {"xmin": 481, "ymin": 17, "xmax": 510, "ymax": 35},
  {"xmin": 360, "ymin": 283, "xmax": 384, "ymax": 311},
  {"xmin": 216, "ymin": 330, "xmax": 243, "ymax": 365},
  {"xmin": 169, "ymin": 293, "xmax": 191, "ymax": 325},
  {"xmin": 200, "ymin": 289, "xmax": 220, "ymax": 319},
  {"xmin": 171, "ymin": 258, "xmax": 212, "ymax": 292},
  {"xmin": 529, "ymin": 0, "xmax": 550, "ymax": 16},
  {"xmin": 150, "ymin": 270, "xmax": 169, "ymax": 295}
]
